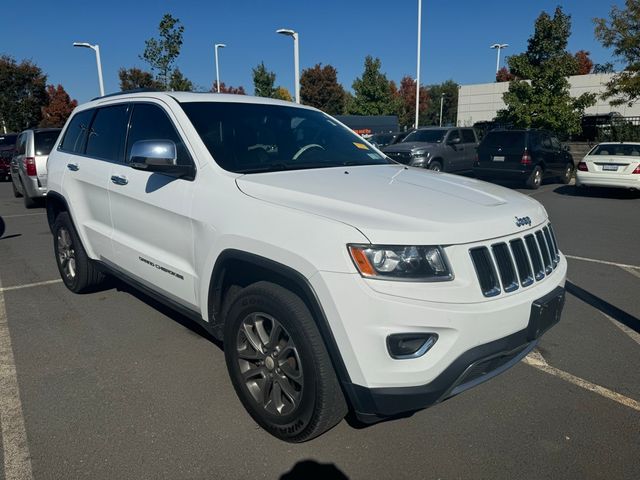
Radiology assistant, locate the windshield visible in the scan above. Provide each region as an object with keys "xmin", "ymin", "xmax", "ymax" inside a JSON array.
[
  {"xmin": 403, "ymin": 129, "xmax": 446, "ymax": 143},
  {"xmin": 590, "ymin": 143, "xmax": 640, "ymax": 156},
  {"xmin": 0, "ymin": 134, "xmax": 17, "ymax": 147},
  {"xmin": 181, "ymin": 102, "xmax": 390, "ymax": 173}
]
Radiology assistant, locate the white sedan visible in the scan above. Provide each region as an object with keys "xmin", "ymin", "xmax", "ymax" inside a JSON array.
[{"xmin": 576, "ymin": 142, "xmax": 640, "ymax": 190}]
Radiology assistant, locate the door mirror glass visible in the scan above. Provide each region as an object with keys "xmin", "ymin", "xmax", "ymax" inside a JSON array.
[
  {"xmin": 129, "ymin": 139, "xmax": 177, "ymax": 167},
  {"xmin": 448, "ymin": 136, "xmax": 461, "ymax": 145}
]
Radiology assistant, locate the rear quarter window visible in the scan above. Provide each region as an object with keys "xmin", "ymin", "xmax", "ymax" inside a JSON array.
[
  {"xmin": 34, "ymin": 130, "xmax": 61, "ymax": 156},
  {"xmin": 60, "ymin": 109, "xmax": 95, "ymax": 154}
]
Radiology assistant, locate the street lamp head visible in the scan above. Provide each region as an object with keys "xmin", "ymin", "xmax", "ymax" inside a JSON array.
[
  {"xmin": 73, "ymin": 42, "xmax": 95, "ymax": 50},
  {"xmin": 490, "ymin": 43, "xmax": 509, "ymax": 49},
  {"xmin": 215, "ymin": 43, "xmax": 226, "ymax": 49},
  {"xmin": 276, "ymin": 28, "xmax": 296, "ymax": 37}
]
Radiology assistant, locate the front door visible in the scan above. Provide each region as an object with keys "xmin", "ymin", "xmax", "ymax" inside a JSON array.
[{"xmin": 109, "ymin": 101, "xmax": 198, "ymax": 309}]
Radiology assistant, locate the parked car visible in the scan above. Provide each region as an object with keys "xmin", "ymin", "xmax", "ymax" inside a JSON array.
[
  {"xmin": 474, "ymin": 129, "xmax": 574, "ymax": 189},
  {"xmin": 46, "ymin": 92, "xmax": 565, "ymax": 442},
  {"xmin": 575, "ymin": 142, "xmax": 640, "ymax": 190},
  {"xmin": 10, "ymin": 128, "xmax": 61, "ymax": 207},
  {"xmin": 382, "ymin": 127, "xmax": 479, "ymax": 172},
  {"xmin": 0, "ymin": 133, "xmax": 18, "ymax": 181},
  {"xmin": 369, "ymin": 131, "xmax": 410, "ymax": 148}
]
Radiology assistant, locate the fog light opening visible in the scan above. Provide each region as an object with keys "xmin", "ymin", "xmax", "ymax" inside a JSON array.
[{"xmin": 387, "ymin": 333, "xmax": 438, "ymax": 359}]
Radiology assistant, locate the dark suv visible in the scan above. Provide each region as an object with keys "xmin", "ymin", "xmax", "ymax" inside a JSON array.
[
  {"xmin": 474, "ymin": 129, "xmax": 574, "ymax": 189},
  {"xmin": 382, "ymin": 127, "xmax": 479, "ymax": 173},
  {"xmin": 0, "ymin": 133, "xmax": 18, "ymax": 181}
]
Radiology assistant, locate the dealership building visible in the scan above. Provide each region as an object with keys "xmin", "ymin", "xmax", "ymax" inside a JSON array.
[{"xmin": 456, "ymin": 73, "xmax": 640, "ymax": 126}]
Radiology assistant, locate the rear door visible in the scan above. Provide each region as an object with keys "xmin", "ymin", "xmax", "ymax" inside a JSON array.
[
  {"xmin": 10, "ymin": 133, "xmax": 26, "ymax": 180},
  {"xmin": 108, "ymin": 101, "xmax": 197, "ymax": 309},
  {"xmin": 444, "ymin": 129, "xmax": 464, "ymax": 171},
  {"xmin": 538, "ymin": 133, "xmax": 559, "ymax": 173}
]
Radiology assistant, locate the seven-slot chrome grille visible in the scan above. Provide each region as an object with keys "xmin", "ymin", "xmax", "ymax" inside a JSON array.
[{"xmin": 469, "ymin": 224, "xmax": 561, "ymax": 297}]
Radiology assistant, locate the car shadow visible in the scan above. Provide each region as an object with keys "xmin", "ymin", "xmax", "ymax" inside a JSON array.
[
  {"xmin": 280, "ymin": 460, "xmax": 349, "ymax": 480},
  {"xmin": 554, "ymin": 185, "xmax": 640, "ymax": 199},
  {"xmin": 0, "ymin": 233, "xmax": 22, "ymax": 241},
  {"xmin": 566, "ymin": 280, "xmax": 640, "ymax": 334}
]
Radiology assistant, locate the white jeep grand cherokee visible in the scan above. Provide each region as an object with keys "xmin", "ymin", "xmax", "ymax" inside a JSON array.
[{"xmin": 46, "ymin": 92, "xmax": 566, "ymax": 442}]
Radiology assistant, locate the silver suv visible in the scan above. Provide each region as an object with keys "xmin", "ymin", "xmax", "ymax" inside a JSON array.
[
  {"xmin": 382, "ymin": 127, "xmax": 479, "ymax": 173},
  {"xmin": 11, "ymin": 128, "xmax": 61, "ymax": 207}
]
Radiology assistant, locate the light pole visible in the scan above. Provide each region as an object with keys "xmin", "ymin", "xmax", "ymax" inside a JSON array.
[
  {"xmin": 276, "ymin": 28, "xmax": 300, "ymax": 103},
  {"xmin": 415, "ymin": 0, "xmax": 422, "ymax": 129},
  {"xmin": 490, "ymin": 43, "xmax": 509, "ymax": 74},
  {"xmin": 214, "ymin": 43, "xmax": 226, "ymax": 93},
  {"xmin": 439, "ymin": 93, "xmax": 445, "ymax": 127},
  {"xmin": 73, "ymin": 42, "xmax": 105, "ymax": 97}
]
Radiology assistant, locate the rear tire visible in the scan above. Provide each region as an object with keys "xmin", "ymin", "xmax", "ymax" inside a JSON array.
[
  {"xmin": 52, "ymin": 212, "xmax": 104, "ymax": 293},
  {"xmin": 526, "ymin": 166, "xmax": 543, "ymax": 189},
  {"xmin": 560, "ymin": 162, "xmax": 573, "ymax": 184},
  {"xmin": 224, "ymin": 281, "xmax": 347, "ymax": 442},
  {"xmin": 12, "ymin": 179, "xmax": 22, "ymax": 198}
]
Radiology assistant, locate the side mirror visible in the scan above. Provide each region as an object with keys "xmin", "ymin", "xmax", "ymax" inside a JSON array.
[
  {"xmin": 129, "ymin": 140, "xmax": 194, "ymax": 178},
  {"xmin": 448, "ymin": 137, "xmax": 461, "ymax": 145}
]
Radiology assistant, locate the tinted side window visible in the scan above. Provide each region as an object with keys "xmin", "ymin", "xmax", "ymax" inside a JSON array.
[
  {"xmin": 126, "ymin": 103, "xmax": 191, "ymax": 165},
  {"xmin": 60, "ymin": 109, "xmax": 95, "ymax": 154},
  {"xmin": 461, "ymin": 129, "xmax": 476, "ymax": 143},
  {"xmin": 447, "ymin": 129, "xmax": 461, "ymax": 142},
  {"xmin": 550, "ymin": 136, "xmax": 561, "ymax": 150},
  {"xmin": 85, "ymin": 105, "xmax": 130, "ymax": 162},
  {"xmin": 16, "ymin": 134, "xmax": 26, "ymax": 155},
  {"xmin": 541, "ymin": 134, "xmax": 552, "ymax": 149},
  {"xmin": 34, "ymin": 130, "xmax": 61, "ymax": 156}
]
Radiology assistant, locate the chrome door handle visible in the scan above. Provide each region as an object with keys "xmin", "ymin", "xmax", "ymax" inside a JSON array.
[
  {"xmin": 67, "ymin": 163, "xmax": 79, "ymax": 171},
  {"xmin": 110, "ymin": 175, "xmax": 128, "ymax": 185}
]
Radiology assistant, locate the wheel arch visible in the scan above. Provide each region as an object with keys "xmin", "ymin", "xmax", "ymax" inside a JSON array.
[
  {"xmin": 46, "ymin": 191, "xmax": 70, "ymax": 233},
  {"xmin": 207, "ymin": 249, "xmax": 362, "ymax": 412}
]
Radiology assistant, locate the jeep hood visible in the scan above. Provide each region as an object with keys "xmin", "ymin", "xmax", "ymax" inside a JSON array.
[{"xmin": 236, "ymin": 165, "xmax": 547, "ymax": 245}]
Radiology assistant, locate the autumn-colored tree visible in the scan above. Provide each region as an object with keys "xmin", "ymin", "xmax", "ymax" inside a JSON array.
[
  {"xmin": 118, "ymin": 67, "xmax": 162, "ymax": 91},
  {"xmin": 394, "ymin": 75, "xmax": 428, "ymax": 129},
  {"xmin": 215, "ymin": 82, "xmax": 246, "ymax": 94},
  {"xmin": 300, "ymin": 63, "xmax": 346, "ymax": 114},
  {"xmin": 496, "ymin": 67, "xmax": 515, "ymax": 82},
  {"xmin": 574, "ymin": 50, "xmax": 593, "ymax": 75},
  {"xmin": 39, "ymin": 85, "xmax": 77, "ymax": 128},
  {"xmin": 0, "ymin": 55, "xmax": 47, "ymax": 131},
  {"xmin": 273, "ymin": 86, "xmax": 292, "ymax": 101}
]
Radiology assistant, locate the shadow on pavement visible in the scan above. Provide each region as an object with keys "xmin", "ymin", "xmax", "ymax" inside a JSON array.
[
  {"xmin": 280, "ymin": 460, "xmax": 349, "ymax": 480},
  {"xmin": 0, "ymin": 215, "xmax": 4, "ymax": 237},
  {"xmin": 0, "ymin": 233, "xmax": 21, "ymax": 240},
  {"xmin": 566, "ymin": 280, "xmax": 640, "ymax": 334},
  {"xmin": 554, "ymin": 185, "xmax": 640, "ymax": 199}
]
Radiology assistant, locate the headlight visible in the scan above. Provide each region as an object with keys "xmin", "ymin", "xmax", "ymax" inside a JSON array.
[
  {"xmin": 411, "ymin": 150, "xmax": 429, "ymax": 158},
  {"xmin": 348, "ymin": 245, "xmax": 453, "ymax": 281}
]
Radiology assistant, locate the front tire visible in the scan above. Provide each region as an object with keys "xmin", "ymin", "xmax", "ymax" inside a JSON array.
[
  {"xmin": 526, "ymin": 166, "xmax": 543, "ymax": 189},
  {"xmin": 224, "ymin": 281, "xmax": 347, "ymax": 442},
  {"xmin": 52, "ymin": 212, "xmax": 104, "ymax": 293},
  {"xmin": 428, "ymin": 160, "xmax": 442, "ymax": 172},
  {"xmin": 560, "ymin": 162, "xmax": 573, "ymax": 184}
]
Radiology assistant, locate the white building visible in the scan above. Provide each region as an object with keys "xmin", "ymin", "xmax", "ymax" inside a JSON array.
[{"xmin": 456, "ymin": 73, "xmax": 640, "ymax": 126}]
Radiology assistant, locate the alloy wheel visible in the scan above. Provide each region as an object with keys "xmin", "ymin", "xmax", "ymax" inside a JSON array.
[
  {"xmin": 236, "ymin": 312, "xmax": 303, "ymax": 416},
  {"xmin": 56, "ymin": 227, "xmax": 76, "ymax": 281}
]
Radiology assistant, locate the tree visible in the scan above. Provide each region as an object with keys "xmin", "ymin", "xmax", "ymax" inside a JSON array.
[
  {"xmin": 300, "ymin": 64, "xmax": 346, "ymax": 114},
  {"xmin": 349, "ymin": 56, "xmax": 395, "ymax": 115},
  {"xmin": 0, "ymin": 55, "xmax": 48, "ymax": 131},
  {"xmin": 496, "ymin": 7, "xmax": 595, "ymax": 136},
  {"xmin": 39, "ymin": 85, "xmax": 77, "ymax": 128},
  {"xmin": 422, "ymin": 80, "xmax": 459, "ymax": 126},
  {"xmin": 118, "ymin": 67, "xmax": 162, "ymax": 91},
  {"xmin": 215, "ymin": 82, "xmax": 246, "ymax": 94},
  {"xmin": 496, "ymin": 67, "xmax": 515, "ymax": 82},
  {"xmin": 141, "ymin": 13, "xmax": 184, "ymax": 89},
  {"xmin": 273, "ymin": 86, "xmax": 292, "ymax": 101},
  {"xmin": 394, "ymin": 76, "xmax": 428, "ymax": 129},
  {"xmin": 595, "ymin": 0, "xmax": 640, "ymax": 106},
  {"xmin": 252, "ymin": 62, "xmax": 276, "ymax": 98},
  {"xmin": 593, "ymin": 62, "xmax": 615, "ymax": 74},
  {"xmin": 574, "ymin": 50, "xmax": 593, "ymax": 75},
  {"xmin": 169, "ymin": 68, "xmax": 193, "ymax": 91}
]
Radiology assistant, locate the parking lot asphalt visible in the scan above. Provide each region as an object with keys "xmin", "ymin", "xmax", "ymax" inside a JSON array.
[{"xmin": 0, "ymin": 179, "xmax": 639, "ymax": 480}]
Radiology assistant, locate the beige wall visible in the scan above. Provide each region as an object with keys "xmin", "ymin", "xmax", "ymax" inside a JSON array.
[{"xmin": 456, "ymin": 73, "xmax": 640, "ymax": 126}]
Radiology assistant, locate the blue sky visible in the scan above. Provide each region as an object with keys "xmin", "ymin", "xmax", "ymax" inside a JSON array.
[{"xmin": 1, "ymin": 0, "xmax": 623, "ymax": 104}]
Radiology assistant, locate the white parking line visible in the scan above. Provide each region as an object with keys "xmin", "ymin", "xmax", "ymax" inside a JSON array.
[
  {"xmin": 1, "ymin": 213, "xmax": 46, "ymax": 219},
  {"xmin": 0, "ymin": 278, "xmax": 34, "ymax": 480},
  {"xmin": 565, "ymin": 254, "xmax": 640, "ymax": 271},
  {"xmin": 0, "ymin": 279, "xmax": 63, "ymax": 293},
  {"xmin": 621, "ymin": 266, "xmax": 640, "ymax": 280},
  {"xmin": 524, "ymin": 349, "xmax": 640, "ymax": 412}
]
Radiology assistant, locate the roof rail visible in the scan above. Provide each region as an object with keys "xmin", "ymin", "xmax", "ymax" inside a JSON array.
[{"xmin": 91, "ymin": 88, "xmax": 161, "ymax": 101}]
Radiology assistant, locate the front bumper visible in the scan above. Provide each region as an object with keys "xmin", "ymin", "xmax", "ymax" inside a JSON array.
[
  {"xmin": 352, "ymin": 286, "xmax": 565, "ymax": 421},
  {"xmin": 576, "ymin": 171, "xmax": 640, "ymax": 189}
]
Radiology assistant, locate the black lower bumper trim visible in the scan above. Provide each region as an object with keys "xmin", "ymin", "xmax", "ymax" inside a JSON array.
[{"xmin": 350, "ymin": 286, "xmax": 565, "ymax": 422}]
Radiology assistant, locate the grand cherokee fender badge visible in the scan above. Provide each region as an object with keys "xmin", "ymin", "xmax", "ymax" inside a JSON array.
[
  {"xmin": 139, "ymin": 256, "xmax": 184, "ymax": 280},
  {"xmin": 515, "ymin": 216, "xmax": 532, "ymax": 227}
]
